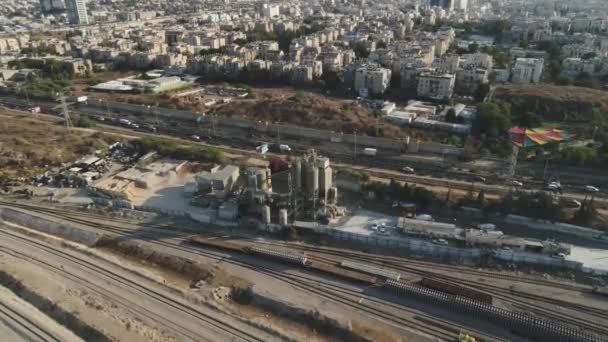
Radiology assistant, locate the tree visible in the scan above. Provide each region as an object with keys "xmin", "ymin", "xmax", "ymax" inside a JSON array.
[
  {"xmin": 321, "ymin": 70, "xmax": 341, "ymax": 91},
  {"xmin": 473, "ymin": 102, "xmax": 512, "ymax": 138},
  {"xmin": 573, "ymin": 198, "xmax": 597, "ymax": 225},
  {"xmin": 582, "ymin": 52, "xmax": 597, "ymax": 60},
  {"xmin": 468, "ymin": 43, "xmax": 479, "ymax": 53},
  {"xmin": 476, "ymin": 190, "xmax": 486, "ymax": 207},
  {"xmin": 445, "ymin": 108, "xmax": 458, "ymax": 123},
  {"xmin": 353, "ymin": 44, "xmax": 369, "ymax": 58},
  {"xmin": 474, "ymin": 83, "xmax": 490, "ymax": 102},
  {"xmin": 515, "ymin": 112, "xmax": 543, "ymax": 128}
]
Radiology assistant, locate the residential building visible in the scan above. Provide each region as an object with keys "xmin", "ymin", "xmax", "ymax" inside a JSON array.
[
  {"xmin": 511, "ymin": 58, "xmax": 544, "ymax": 84},
  {"xmin": 455, "ymin": 66, "xmax": 489, "ymax": 94},
  {"xmin": 354, "ymin": 64, "xmax": 392, "ymax": 97},
  {"xmin": 417, "ymin": 72, "xmax": 455, "ymax": 100}
]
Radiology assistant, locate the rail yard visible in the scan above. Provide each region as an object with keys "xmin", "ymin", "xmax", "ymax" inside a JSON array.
[{"xmin": 0, "ymin": 199, "xmax": 606, "ymax": 341}]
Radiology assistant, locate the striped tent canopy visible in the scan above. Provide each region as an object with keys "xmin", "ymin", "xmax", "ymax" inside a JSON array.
[{"xmin": 508, "ymin": 127, "xmax": 575, "ymax": 148}]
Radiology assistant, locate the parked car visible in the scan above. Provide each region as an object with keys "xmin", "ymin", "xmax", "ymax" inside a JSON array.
[
  {"xmin": 191, "ymin": 135, "xmax": 201, "ymax": 141},
  {"xmin": 585, "ymin": 185, "xmax": 600, "ymax": 193},
  {"xmin": 369, "ymin": 223, "xmax": 379, "ymax": 231},
  {"xmin": 432, "ymin": 238, "xmax": 448, "ymax": 246},
  {"xmin": 474, "ymin": 175, "xmax": 486, "ymax": 182},
  {"xmin": 511, "ymin": 180, "xmax": 523, "ymax": 187}
]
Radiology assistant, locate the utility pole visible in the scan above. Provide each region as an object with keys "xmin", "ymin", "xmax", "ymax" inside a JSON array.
[
  {"xmin": 354, "ymin": 130, "xmax": 358, "ymax": 160},
  {"xmin": 276, "ymin": 121, "xmax": 281, "ymax": 145},
  {"xmin": 60, "ymin": 93, "xmax": 73, "ymax": 131},
  {"xmin": 592, "ymin": 125, "xmax": 599, "ymax": 141}
]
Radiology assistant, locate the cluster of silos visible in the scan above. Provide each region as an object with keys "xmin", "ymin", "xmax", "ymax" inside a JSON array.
[
  {"xmin": 294, "ymin": 150, "xmax": 338, "ymax": 206},
  {"xmin": 248, "ymin": 168, "xmax": 272, "ymax": 193}
]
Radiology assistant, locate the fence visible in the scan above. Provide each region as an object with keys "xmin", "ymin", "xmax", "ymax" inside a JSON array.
[{"xmin": 308, "ymin": 225, "xmax": 481, "ymax": 263}]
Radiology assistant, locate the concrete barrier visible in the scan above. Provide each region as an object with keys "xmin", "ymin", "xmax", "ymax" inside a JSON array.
[{"xmin": 0, "ymin": 207, "xmax": 103, "ymax": 246}]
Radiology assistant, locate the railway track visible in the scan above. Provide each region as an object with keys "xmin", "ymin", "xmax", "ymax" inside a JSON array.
[
  {"xmin": 0, "ymin": 300, "xmax": 63, "ymax": 342},
  {"xmin": 0, "ymin": 202, "xmax": 506, "ymax": 341},
  {"xmin": 291, "ymin": 246, "xmax": 608, "ymax": 333},
  {"xmin": 3, "ymin": 201, "xmax": 606, "ymax": 339},
  {"xmin": 0, "ymin": 229, "xmax": 265, "ymax": 342}
]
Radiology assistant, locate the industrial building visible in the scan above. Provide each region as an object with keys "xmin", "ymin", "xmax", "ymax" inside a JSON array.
[
  {"xmin": 91, "ymin": 159, "xmax": 188, "ymax": 201},
  {"xmin": 194, "ymin": 165, "xmax": 240, "ymax": 199},
  {"xmin": 238, "ymin": 150, "xmax": 340, "ymax": 228}
]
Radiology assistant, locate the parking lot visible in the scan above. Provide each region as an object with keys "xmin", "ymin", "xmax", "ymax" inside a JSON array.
[{"xmin": 331, "ymin": 209, "xmax": 399, "ymax": 237}]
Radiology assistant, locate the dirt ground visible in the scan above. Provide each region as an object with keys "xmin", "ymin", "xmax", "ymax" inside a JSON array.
[
  {"xmin": 215, "ymin": 87, "xmax": 415, "ymax": 139},
  {"xmin": 0, "ymin": 114, "xmax": 118, "ymax": 179}
]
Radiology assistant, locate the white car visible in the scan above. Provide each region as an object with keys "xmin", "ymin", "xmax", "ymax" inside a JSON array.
[
  {"xmin": 191, "ymin": 135, "xmax": 201, "ymax": 141},
  {"xmin": 511, "ymin": 180, "xmax": 523, "ymax": 187},
  {"xmin": 585, "ymin": 185, "xmax": 600, "ymax": 193},
  {"xmin": 402, "ymin": 166, "xmax": 415, "ymax": 174},
  {"xmin": 369, "ymin": 223, "xmax": 379, "ymax": 231}
]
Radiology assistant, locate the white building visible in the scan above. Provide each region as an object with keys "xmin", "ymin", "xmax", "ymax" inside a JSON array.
[
  {"xmin": 65, "ymin": 0, "xmax": 88, "ymax": 25},
  {"xmin": 262, "ymin": 4, "xmax": 280, "ymax": 18},
  {"xmin": 417, "ymin": 73, "xmax": 455, "ymax": 100},
  {"xmin": 455, "ymin": 66, "xmax": 489, "ymax": 94},
  {"xmin": 511, "ymin": 58, "xmax": 544, "ymax": 84},
  {"xmin": 354, "ymin": 65, "xmax": 392, "ymax": 96}
]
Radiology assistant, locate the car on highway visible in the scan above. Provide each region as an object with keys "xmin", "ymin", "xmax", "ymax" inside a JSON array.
[
  {"xmin": 474, "ymin": 175, "xmax": 486, "ymax": 182},
  {"xmin": 564, "ymin": 199, "xmax": 582, "ymax": 209},
  {"xmin": 511, "ymin": 180, "xmax": 523, "ymax": 187},
  {"xmin": 585, "ymin": 185, "xmax": 600, "ymax": 193},
  {"xmin": 402, "ymin": 166, "xmax": 415, "ymax": 174},
  {"xmin": 545, "ymin": 182, "xmax": 562, "ymax": 192}
]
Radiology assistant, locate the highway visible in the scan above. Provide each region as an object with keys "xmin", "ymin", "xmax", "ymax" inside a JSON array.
[{"xmin": 1, "ymin": 93, "xmax": 607, "ymax": 206}]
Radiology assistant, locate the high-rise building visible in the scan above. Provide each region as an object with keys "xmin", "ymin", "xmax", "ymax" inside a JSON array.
[
  {"xmin": 430, "ymin": 0, "xmax": 454, "ymax": 11},
  {"xmin": 454, "ymin": 0, "xmax": 468, "ymax": 10},
  {"xmin": 65, "ymin": 0, "xmax": 88, "ymax": 25},
  {"xmin": 40, "ymin": 0, "xmax": 65, "ymax": 13}
]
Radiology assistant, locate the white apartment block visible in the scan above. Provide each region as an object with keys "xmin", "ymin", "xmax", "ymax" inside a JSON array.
[
  {"xmin": 455, "ymin": 67, "xmax": 489, "ymax": 94},
  {"xmin": 354, "ymin": 65, "xmax": 392, "ymax": 96},
  {"xmin": 417, "ymin": 73, "xmax": 455, "ymax": 100},
  {"xmin": 511, "ymin": 58, "xmax": 544, "ymax": 84}
]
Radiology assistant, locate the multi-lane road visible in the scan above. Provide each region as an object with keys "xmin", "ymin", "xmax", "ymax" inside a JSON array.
[{"xmin": 1, "ymin": 93, "xmax": 607, "ymax": 205}]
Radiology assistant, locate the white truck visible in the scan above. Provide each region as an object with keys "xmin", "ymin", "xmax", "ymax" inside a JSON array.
[{"xmin": 363, "ymin": 148, "xmax": 377, "ymax": 156}]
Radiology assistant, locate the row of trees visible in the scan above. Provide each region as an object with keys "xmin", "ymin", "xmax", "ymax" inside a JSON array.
[
  {"xmin": 462, "ymin": 189, "xmax": 598, "ymax": 225},
  {"xmin": 363, "ymin": 179, "xmax": 438, "ymax": 210},
  {"xmin": 133, "ymin": 137, "xmax": 224, "ymax": 163}
]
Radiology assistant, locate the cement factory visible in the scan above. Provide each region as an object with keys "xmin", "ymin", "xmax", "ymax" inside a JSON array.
[{"xmin": 87, "ymin": 147, "xmax": 342, "ymax": 229}]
